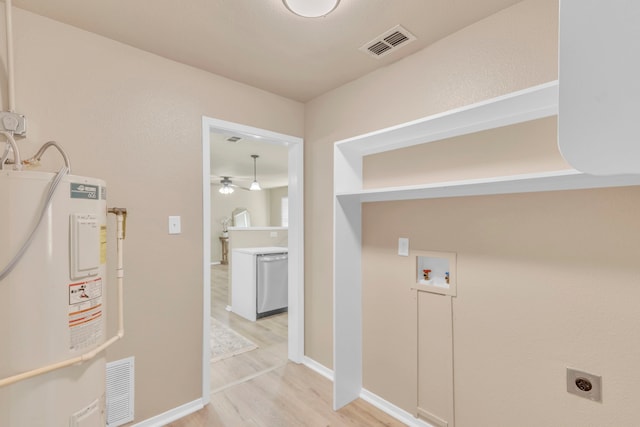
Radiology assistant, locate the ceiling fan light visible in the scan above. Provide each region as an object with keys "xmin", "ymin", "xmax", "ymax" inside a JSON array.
[
  {"xmin": 250, "ymin": 180, "xmax": 262, "ymax": 191},
  {"xmin": 219, "ymin": 185, "xmax": 234, "ymax": 195},
  {"xmin": 283, "ymin": 0, "xmax": 340, "ymax": 18}
]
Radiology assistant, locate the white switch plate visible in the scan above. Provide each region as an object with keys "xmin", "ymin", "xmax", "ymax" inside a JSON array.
[
  {"xmin": 169, "ymin": 216, "xmax": 181, "ymax": 234},
  {"xmin": 398, "ymin": 237, "xmax": 409, "ymax": 256}
]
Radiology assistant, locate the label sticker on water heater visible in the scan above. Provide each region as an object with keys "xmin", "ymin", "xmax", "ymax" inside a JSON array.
[
  {"xmin": 70, "ymin": 183, "xmax": 99, "ymax": 200},
  {"xmin": 68, "ymin": 277, "xmax": 103, "ymax": 351}
]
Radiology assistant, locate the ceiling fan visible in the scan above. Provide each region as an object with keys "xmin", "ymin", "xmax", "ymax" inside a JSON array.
[{"xmin": 210, "ymin": 176, "xmax": 250, "ymax": 194}]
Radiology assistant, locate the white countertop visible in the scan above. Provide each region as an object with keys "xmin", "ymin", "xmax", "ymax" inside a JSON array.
[
  {"xmin": 232, "ymin": 247, "xmax": 288, "ymax": 255},
  {"xmin": 228, "ymin": 227, "xmax": 288, "ymax": 231}
]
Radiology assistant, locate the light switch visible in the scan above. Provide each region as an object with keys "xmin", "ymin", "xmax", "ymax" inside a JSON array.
[
  {"xmin": 398, "ymin": 237, "xmax": 409, "ymax": 256},
  {"xmin": 169, "ymin": 216, "xmax": 181, "ymax": 234}
]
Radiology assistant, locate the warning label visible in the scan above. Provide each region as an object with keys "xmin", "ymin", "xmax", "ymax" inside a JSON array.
[
  {"xmin": 70, "ymin": 183, "xmax": 99, "ymax": 200},
  {"xmin": 68, "ymin": 278, "xmax": 103, "ymax": 351}
]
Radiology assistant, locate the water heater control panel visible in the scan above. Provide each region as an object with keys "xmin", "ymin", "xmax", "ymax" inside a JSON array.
[{"xmin": 70, "ymin": 213, "xmax": 100, "ymax": 280}]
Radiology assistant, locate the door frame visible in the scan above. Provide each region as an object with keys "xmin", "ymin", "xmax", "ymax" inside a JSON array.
[{"xmin": 201, "ymin": 116, "xmax": 304, "ymax": 403}]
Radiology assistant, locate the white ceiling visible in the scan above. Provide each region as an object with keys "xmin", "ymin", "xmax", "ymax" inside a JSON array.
[
  {"xmin": 210, "ymin": 131, "xmax": 289, "ymax": 190},
  {"xmin": 13, "ymin": 0, "xmax": 523, "ymax": 103},
  {"xmin": 13, "ymin": 0, "xmax": 524, "ymax": 185}
]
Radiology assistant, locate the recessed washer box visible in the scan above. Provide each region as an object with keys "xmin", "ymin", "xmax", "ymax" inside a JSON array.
[{"xmin": 412, "ymin": 250, "xmax": 457, "ymax": 297}]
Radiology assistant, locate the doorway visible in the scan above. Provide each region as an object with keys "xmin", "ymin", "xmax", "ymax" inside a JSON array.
[{"xmin": 201, "ymin": 116, "xmax": 303, "ymax": 403}]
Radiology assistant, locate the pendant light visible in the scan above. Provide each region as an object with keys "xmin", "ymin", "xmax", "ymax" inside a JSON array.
[
  {"xmin": 250, "ymin": 155, "xmax": 261, "ymax": 191},
  {"xmin": 283, "ymin": 0, "xmax": 340, "ymax": 18}
]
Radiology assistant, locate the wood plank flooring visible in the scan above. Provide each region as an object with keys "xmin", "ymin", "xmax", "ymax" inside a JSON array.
[
  {"xmin": 209, "ymin": 264, "xmax": 289, "ymax": 392},
  {"xmin": 169, "ymin": 362, "xmax": 406, "ymax": 427},
  {"xmin": 167, "ymin": 264, "xmax": 405, "ymax": 426}
]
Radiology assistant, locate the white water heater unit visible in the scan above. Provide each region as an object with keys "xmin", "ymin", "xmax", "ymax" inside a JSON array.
[{"xmin": 0, "ymin": 170, "xmax": 108, "ymax": 426}]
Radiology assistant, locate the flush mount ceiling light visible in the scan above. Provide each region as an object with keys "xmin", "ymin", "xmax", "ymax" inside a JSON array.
[
  {"xmin": 250, "ymin": 154, "xmax": 262, "ymax": 191},
  {"xmin": 283, "ymin": 0, "xmax": 340, "ymax": 18}
]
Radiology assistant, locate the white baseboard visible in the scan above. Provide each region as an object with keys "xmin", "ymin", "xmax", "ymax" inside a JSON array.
[
  {"xmin": 302, "ymin": 356, "xmax": 334, "ymax": 381},
  {"xmin": 360, "ymin": 389, "xmax": 433, "ymax": 427},
  {"xmin": 301, "ymin": 357, "xmax": 431, "ymax": 427},
  {"xmin": 131, "ymin": 398, "xmax": 204, "ymax": 427}
]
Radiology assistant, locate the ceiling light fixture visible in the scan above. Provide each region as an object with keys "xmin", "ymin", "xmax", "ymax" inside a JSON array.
[
  {"xmin": 219, "ymin": 185, "xmax": 234, "ymax": 195},
  {"xmin": 250, "ymin": 154, "xmax": 262, "ymax": 191},
  {"xmin": 282, "ymin": 0, "xmax": 340, "ymax": 18},
  {"xmin": 218, "ymin": 177, "xmax": 235, "ymax": 195}
]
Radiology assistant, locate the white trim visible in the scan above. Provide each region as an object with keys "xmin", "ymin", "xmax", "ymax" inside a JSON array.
[
  {"xmin": 202, "ymin": 116, "xmax": 305, "ymax": 405},
  {"xmin": 333, "ymin": 195, "xmax": 362, "ymax": 410},
  {"xmin": 201, "ymin": 118, "xmax": 212, "ymax": 405},
  {"xmin": 360, "ymin": 389, "xmax": 434, "ymax": 427},
  {"xmin": 287, "ymin": 139, "xmax": 304, "ymax": 363},
  {"xmin": 336, "ymin": 168, "xmax": 640, "ymax": 202},
  {"xmin": 131, "ymin": 399, "xmax": 204, "ymax": 427},
  {"xmin": 302, "ymin": 356, "xmax": 334, "ymax": 381}
]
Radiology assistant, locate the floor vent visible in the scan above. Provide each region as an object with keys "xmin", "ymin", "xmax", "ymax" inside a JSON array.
[
  {"xmin": 106, "ymin": 357, "xmax": 135, "ymax": 427},
  {"xmin": 360, "ymin": 25, "xmax": 416, "ymax": 58}
]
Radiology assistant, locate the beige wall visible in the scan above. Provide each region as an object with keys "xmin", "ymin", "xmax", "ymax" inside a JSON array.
[
  {"xmin": 269, "ymin": 186, "xmax": 288, "ymax": 226},
  {"xmin": 304, "ymin": 0, "xmax": 559, "ymax": 368},
  {"xmin": 362, "ymin": 187, "xmax": 640, "ymax": 426},
  {"xmin": 1, "ymin": 7, "xmax": 302, "ymax": 423},
  {"xmin": 363, "ymin": 116, "xmax": 569, "ymax": 188}
]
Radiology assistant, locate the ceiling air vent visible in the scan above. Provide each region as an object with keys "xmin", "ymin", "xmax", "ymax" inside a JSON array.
[{"xmin": 360, "ymin": 25, "xmax": 416, "ymax": 59}]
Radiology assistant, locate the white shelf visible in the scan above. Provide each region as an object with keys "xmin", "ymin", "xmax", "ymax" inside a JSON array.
[
  {"xmin": 334, "ymin": 81, "xmax": 559, "ymax": 196},
  {"xmin": 335, "ymin": 80, "xmax": 559, "ymax": 157},
  {"xmin": 336, "ymin": 169, "xmax": 640, "ymax": 203}
]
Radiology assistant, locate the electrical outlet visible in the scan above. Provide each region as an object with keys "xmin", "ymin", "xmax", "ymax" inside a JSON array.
[{"xmin": 567, "ymin": 368, "xmax": 602, "ymax": 402}]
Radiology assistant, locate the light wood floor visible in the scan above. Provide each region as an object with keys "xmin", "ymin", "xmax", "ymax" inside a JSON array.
[
  {"xmin": 167, "ymin": 264, "xmax": 406, "ymax": 426},
  {"xmin": 170, "ymin": 362, "xmax": 406, "ymax": 427},
  {"xmin": 209, "ymin": 264, "xmax": 289, "ymax": 392}
]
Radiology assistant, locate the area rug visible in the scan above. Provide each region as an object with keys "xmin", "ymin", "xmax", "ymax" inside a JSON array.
[{"xmin": 210, "ymin": 317, "xmax": 258, "ymax": 362}]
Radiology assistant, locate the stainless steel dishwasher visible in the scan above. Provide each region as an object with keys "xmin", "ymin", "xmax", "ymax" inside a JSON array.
[{"xmin": 256, "ymin": 252, "xmax": 288, "ymax": 318}]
